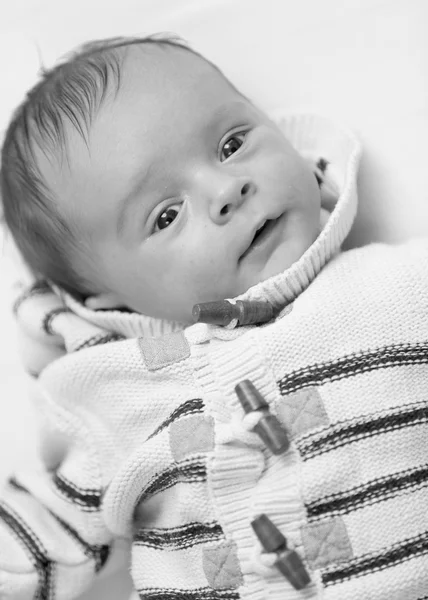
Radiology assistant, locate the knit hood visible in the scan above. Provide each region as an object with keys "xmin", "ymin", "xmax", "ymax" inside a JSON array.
[{"xmin": 12, "ymin": 114, "xmax": 361, "ymax": 376}]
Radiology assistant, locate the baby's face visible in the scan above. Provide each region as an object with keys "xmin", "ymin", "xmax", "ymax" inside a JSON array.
[{"xmin": 45, "ymin": 47, "xmax": 321, "ymax": 323}]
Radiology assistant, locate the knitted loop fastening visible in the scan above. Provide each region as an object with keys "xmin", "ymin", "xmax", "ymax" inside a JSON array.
[
  {"xmin": 216, "ymin": 412, "xmax": 264, "ymax": 448},
  {"xmin": 250, "ymin": 542, "xmax": 278, "ymax": 576}
]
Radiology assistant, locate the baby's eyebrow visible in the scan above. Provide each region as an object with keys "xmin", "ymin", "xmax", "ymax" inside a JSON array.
[
  {"xmin": 206, "ymin": 100, "xmax": 250, "ymax": 131},
  {"xmin": 213, "ymin": 100, "xmax": 247, "ymax": 119}
]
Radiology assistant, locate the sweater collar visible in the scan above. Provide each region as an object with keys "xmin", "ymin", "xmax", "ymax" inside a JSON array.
[{"xmin": 63, "ymin": 113, "xmax": 362, "ymax": 338}]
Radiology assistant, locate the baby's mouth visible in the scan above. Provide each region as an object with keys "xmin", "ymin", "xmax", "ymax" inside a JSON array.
[{"xmin": 239, "ymin": 219, "xmax": 276, "ymax": 261}]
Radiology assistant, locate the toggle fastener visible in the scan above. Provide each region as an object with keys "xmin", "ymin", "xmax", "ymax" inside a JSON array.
[
  {"xmin": 251, "ymin": 514, "xmax": 311, "ymax": 590},
  {"xmin": 235, "ymin": 380, "xmax": 290, "ymax": 455},
  {"xmin": 192, "ymin": 299, "xmax": 274, "ymax": 327}
]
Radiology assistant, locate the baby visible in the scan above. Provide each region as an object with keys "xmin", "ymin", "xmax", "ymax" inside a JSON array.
[
  {"xmin": 2, "ymin": 35, "xmax": 327, "ymax": 324},
  {"xmin": 1, "ymin": 35, "xmax": 428, "ymax": 600}
]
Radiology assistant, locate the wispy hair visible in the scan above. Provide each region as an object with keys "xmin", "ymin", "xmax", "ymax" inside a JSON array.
[{"xmin": 0, "ymin": 34, "xmax": 198, "ymax": 298}]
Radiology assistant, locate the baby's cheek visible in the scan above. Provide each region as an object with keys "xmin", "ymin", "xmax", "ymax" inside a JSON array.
[
  {"xmin": 259, "ymin": 148, "xmax": 296, "ymax": 188},
  {"xmin": 188, "ymin": 257, "xmax": 230, "ymax": 300}
]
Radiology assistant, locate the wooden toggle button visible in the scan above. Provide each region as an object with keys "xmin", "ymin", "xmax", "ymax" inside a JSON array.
[
  {"xmin": 192, "ymin": 299, "xmax": 274, "ymax": 327},
  {"xmin": 251, "ymin": 514, "xmax": 311, "ymax": 590},
  {"xmin": 235, "ymin": 380, "xmax": 290, "ymax": 455}
]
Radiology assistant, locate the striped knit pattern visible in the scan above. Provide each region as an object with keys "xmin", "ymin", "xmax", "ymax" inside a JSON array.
[{"xmin": 2, "ymin": 115, "xmax": 428, "ymax": 600}]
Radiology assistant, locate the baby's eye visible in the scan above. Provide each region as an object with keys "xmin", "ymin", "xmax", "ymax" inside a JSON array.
[
  {"xmin": 154, "ymin": 204, "xmax": 181, "ymax": 232},
  {"xmin": 220, "ymin": 132, "xmax": 247, "ymax": 161}
]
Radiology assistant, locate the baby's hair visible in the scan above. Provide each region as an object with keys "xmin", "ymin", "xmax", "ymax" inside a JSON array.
[{"xmin": 0, "ymin": 34, "xmax": 210, "ymax": 299}]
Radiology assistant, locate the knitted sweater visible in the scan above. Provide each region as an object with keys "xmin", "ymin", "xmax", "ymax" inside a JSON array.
[{"xmin": 2, "ymin": 114, "xmax": 428, "ymax": 600}]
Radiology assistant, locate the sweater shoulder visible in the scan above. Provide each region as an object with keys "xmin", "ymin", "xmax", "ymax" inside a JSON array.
[{"xmin": 314, "ymin": 238, "xmax": 428, "ymax": 292}]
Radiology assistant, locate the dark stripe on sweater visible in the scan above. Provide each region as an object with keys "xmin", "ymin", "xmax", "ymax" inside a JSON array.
[
  {"xmin": 138, "ymin": 588, "xmax": 240, "ymax": 600},
  {"xmin": 134, "ymin": 521, "xmax": 223, "ymax": 549},
  {"xmin": 138, "ymin": 457, "xmax": 206, "ymax": 503},
  {"xmin": 73, "ymin": 332, "xmax": 126, "ymax": 352},
  {"xmin": 148, "ymin": 398, "xmax": 205, "ymax": 440},
  {"xmin": 322, "ymin": 530, "xmax": 428, "ymax": 586},
  {"xmin": 52, "ymin": 472, "xmax": 102, "ymax": 510},
  {"xmin": 278, "ymin": 342, "xmax": 428, "ymax": 395},
  {"xmin": 297, "ymin": 402, "xmax": 427, "ymax": 460},
  {"xmin": 9, "ymin": 477, "xmax": 110, "ymax": 572},
  {"xmin": 0, "ymin": 500, "xmax": 52, "ymax": 599},
  {"xmin": 50, "ymin": 512, "xmax": 110, "ymax": 572},
  {"xmin": 306, "ymin": 464, "xmax": 428, "ymax": 520},
  {"xmin": 42, "ymin": 307, "xmax": 71, "ymax": 335},
  {"xmin": 9, "ymin": 476, "xmax": 30, "ymax": 494},
  {"xmin": 12, "ymin": 280, "xmax": 51, "ymax": 315}
]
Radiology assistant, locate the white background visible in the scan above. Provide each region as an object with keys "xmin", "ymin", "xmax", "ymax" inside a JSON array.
[{"xmin": 0, "ymin": 1, "xmax": 427, "ymax": 598}]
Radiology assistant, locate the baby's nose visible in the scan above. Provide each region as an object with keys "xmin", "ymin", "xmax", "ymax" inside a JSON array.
[{"xmin": 210, "ymin": 179, "xmax": 254, "ymax": 223}]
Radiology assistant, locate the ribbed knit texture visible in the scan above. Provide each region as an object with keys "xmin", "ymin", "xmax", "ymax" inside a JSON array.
[{"xmin": 1, "ymin": 115, "xmax": 428, "ymax": 600}]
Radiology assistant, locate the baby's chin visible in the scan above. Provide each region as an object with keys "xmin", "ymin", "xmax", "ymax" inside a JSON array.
[{"xmin": 244, "ymin": 208, "xmax": 331, "ymax": 290}]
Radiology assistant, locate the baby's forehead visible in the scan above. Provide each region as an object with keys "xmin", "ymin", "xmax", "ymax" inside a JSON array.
[
  {"xmin": 39, "ymin": 42, "xmax": 230, "ymax": 178},
  {"xmin": 116, "ymin": 42, "xmax": 230, "ymax": 99},
  {"xmin": 85, "ymin": 44, "xmax": 245, "ymax": 157}
]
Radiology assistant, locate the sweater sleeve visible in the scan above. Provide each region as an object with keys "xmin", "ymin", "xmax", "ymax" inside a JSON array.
[{"xmin": 0, "ymin": 394, "xmax": 115, "ymax": 599}]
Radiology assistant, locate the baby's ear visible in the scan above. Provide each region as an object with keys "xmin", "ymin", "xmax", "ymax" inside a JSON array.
[{"xmin": 84, "ymin": 292, "xmax": 125, "ymax": 311}]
